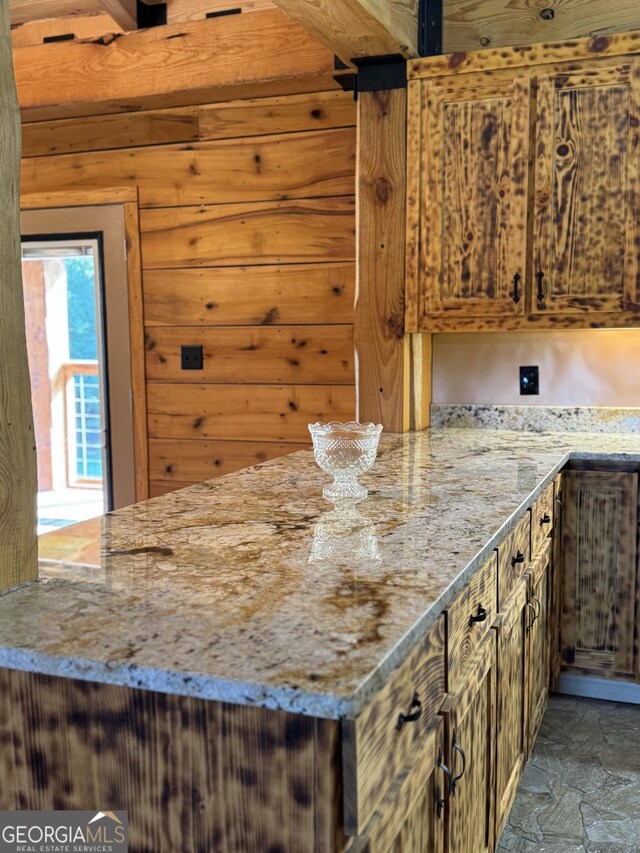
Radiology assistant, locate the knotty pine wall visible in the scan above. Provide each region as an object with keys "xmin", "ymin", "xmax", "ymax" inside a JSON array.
[{"xmin": 21, "ymin": 89, "xmax": 357, "ymax": 497}]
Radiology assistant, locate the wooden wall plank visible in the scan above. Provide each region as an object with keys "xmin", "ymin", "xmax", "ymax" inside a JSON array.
[
  {"xmin": 198, "ymin": 90, "xmax": 356, "ymax": 140},
  {"xmin": 14, "ymin": 11, "xmax": 339, "ymax": 120},
  {"xmin": 149, "ymin": 438, "xmax": 303, "ymax": 482},
  {"xmin": 0, "ymin": 0, "xmax": 37, "ymax": 592},
  {"xmin": 354, "ymin": 89, "xmax": 410, "ymax": 430},
  {"xmin": 147, "ymin": 383, "xmax": 356, "ymax": 441},
  {"xmin": 140, "ymin": 197, "xmax": 356, "ymax": 268},
  {"xmin": 145, "ymin": 325, "xmax": 354, "ymax": 384},
  {"xmin": 21, "ymin": 127, "xmax": 357, "ymax": 207},
  {"xmin": 22, "ymin": 107, "xmax": 200, "ymax": 158},
  {"xmin": 143, "ymin": 264, "xmax": 355, "ymax": 327},
  {"xmin": 442, "ymin": 0, "xmax": 640, "ymax": 55},
  {"xmin": 149, "ymin": 479, "xmax": 195, "ymax": 496},
  {"xmin": 21, "ymin": 90, "xmax": 356, "ymax": 159}
]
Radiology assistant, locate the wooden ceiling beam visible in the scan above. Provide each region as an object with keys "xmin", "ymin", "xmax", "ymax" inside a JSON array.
[
  {"xmin": 271, "ymin": 0, "xmax": 419, "ymax": 63},
  {"xmin": 14, "ymin": 9, "xmax": 344, "ymax": 121},
  {"xmin": 9, "ymin": 1, "xmax": 104, "ymax": 26},
  {"xmin": 96, "ymin": 0, "xmax": 137, "ymax": 30}
]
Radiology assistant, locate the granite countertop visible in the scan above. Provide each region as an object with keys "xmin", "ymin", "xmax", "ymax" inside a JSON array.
[{"xmin": 1, "ymin": 425, "xmax": 640, "ymax": 720}]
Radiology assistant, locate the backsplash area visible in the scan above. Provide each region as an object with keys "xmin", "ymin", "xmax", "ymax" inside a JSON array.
[
  {"xmin": 432, "ymin": 330, "xmax": 640, "ymax": 407},
  {"xmin": 431, "ymin": 405, "xmax": 640, "ymax": 433}
]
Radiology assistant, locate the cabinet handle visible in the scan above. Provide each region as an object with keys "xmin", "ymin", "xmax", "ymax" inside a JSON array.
[
  {"xmin": 540, "ymin": 514, "xmax": 551, "ymax": 525},
  {"xmin": 396, "ymin": 691, "xmax": 422, "ymax": 731},
  {"xmin": 511, "ymin": 551, "xmax": 525, "ymax": 567},
  {"xmin": 532, "ymin": 594, "xmax": 541, "ymax": 620},
  {"xmin": 526, "ymin": 601, "xmax": 537, "ymax": 633},
  {"xmin": 436, "ymin": 749, "xmax": 453, "ymax": 818},
  {"xmin": 451, "ymin": 730, "xmax": 467, "ymax": 794},
  {"xmin": 469, "ymin": 605, "xmax": 488, "ymax": 626},
  {"xmin": 512, "ymin": 272, "xmax": 521, "ymax": 304},
  {"xmin": 536, "ymin": 270, "xmax": 545, "ymax": 303}
]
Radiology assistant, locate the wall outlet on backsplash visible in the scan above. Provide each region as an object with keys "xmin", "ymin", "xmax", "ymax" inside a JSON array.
[{"xmin": 520, "ymin": 366, "xmax": 539, "ymax": 395}]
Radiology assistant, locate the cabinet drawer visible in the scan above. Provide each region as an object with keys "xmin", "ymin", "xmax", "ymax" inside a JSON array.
[
  {"xmin": 447, "ymin": 554, "xmax": 497, "ymax": 689},
  {"xmin": 531, "ymin": 481, "xmax": 554, "ymax": 558},
  {"xmin": 497, "ymin": 513, "xmax": 530, "ymax": 608},
  {"xmin": 342, "ymin": 615, "xmax": 446, "ymax": 836}
]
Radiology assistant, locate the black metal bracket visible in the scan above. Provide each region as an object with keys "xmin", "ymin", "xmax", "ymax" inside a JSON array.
[
  {"xmin": 419, "ymin": 0, "xmax": 443, "ymax": 56},
  {"xmin": 355, "ymin": 55, "xmax": 407, "ymax": 93},
  {"xmin": 137, "ymin": 0, "xmax": 167, "ymax": 28}
]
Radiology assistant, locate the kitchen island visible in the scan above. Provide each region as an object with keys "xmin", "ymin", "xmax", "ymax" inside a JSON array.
[{"xmin": 1, "ymin": 423, "xmax": 640, "ymax": 851}]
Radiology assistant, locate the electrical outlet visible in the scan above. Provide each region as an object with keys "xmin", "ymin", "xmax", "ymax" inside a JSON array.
[
  {"xmin": 181, "ymin": 345, "xmax": 203, "ymax": 370},
  {"xmin": 520, "ymin": 365, "xmax": 539, "ymax": 395}
]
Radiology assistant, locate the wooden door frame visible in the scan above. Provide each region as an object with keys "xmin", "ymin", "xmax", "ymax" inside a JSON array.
[{"xmin": 20, "ymin": 187, "xmax": 149, "ymax": 502}]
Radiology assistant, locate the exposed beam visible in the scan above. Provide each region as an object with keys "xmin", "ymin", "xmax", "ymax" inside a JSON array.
[
  {"xmin": 96, "ymin": 0, "xmax": 137, "ymax": 30},
  {"xmin": 14, "ymin": 9, "xmax": 343, "ymax": 121},
  {"xmin": 0, "ymin": 0, "xmax": 38, "ymax": 591},
  {"xmin": 271, "ymin": 0, "xmax": 419, "ymax": 63}
]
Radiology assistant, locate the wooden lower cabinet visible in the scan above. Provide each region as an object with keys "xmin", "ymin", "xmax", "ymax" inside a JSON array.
[
  {"xmin": 440, "ymin": 632, "xmax": 497, "ymax": 853},
  {"xmin": 362, "ymin": 720, "xmax": 446, "ymax": 853},
  {"xmin": 526, "ymin": 557, "xmax": 550, "ymax": 751},
  {"xmin": 494, "ymin": 580, "xmax": 528, "ymax": 841},
  {"xmin": 561, "ymin": 469, "xmax": 639, "ymax": 680}
]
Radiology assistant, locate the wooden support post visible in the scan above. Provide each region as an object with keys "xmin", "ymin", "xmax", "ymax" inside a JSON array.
[
  {"xmin": 97, "ymin": 0, "xmax": 138, "ymax": 30},
  {"xmin": 355, "ymin": 86, "xmax": 430, "ymax": 431},
  {"xmin": 0, "ymin": 1, "xmax": 37, "ymax": 592}
]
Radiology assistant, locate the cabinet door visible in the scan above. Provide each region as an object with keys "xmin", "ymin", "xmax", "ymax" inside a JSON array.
[
  {"xmin": 494, "ymin": 580, "xmax": 528, "ymax": 842},
  {"xmin": 527, "ymin": 560, "xmax": 550, "ymax": 751},
  {"xmin": 363, "ymin": 721, "xmax": 446, "ymax": 853},
  {"xmin": 381, "ymin": 726, "xmax": 445, "ymax": 853},
  {"xmin": 549, "ymin": 475, "xmax": 563, "ymax": 688},
  {"xmin": 441, "ymin": 633, "xmax": 496, "ymax": 853},
  {"xmin": 419, "ymin": 75, "xmax": 530, "ymax": 321},
  {"xmin": 562, "ymin": 470, "xmax": 638, "ymax": 679},
  {"xmin": 533, "ymin": 63, "xmax": 640, "ymax": 314}
]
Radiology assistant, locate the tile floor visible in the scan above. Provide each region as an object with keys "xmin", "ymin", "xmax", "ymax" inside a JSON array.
[{"xmin": 497, "ymin": 694, "xmax": 640, "ymax": 853}]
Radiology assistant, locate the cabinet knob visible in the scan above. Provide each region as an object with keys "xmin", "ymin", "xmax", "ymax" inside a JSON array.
[
  {"xmin": 396, "ymin": 691, "xmax": 422, "ymax": 731},
  {"xmin": 469, "ymin": 605, "xmax": 488, "ymax": 626},
  {"xmin": 536, "ymin": 270, "xmax": 545, "ymax": 304},
  {"xmin": 540, "ymin": 513, "xmax": 551, "ymax": 525},
  {"xmin": 512, "ymin": 272, "xmax": 521, "ymax": 304},
  {"xmin": 511, "ymin": 551, "xmax": 525, "ymax": 566}
]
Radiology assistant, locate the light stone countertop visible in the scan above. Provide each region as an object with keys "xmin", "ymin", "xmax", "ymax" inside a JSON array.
[{"xmin": 1, "ymin": 427, "xmax": 640, "ymax": 720}]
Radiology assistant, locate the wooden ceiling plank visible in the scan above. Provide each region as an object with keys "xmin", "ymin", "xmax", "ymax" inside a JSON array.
[
  {"xmin": 9, "ymin": 1, "xmax": 104, "ymax": 26},
  {"xmin": 271, "ymin": 0, "xmax": 419, "ymax": 63}
]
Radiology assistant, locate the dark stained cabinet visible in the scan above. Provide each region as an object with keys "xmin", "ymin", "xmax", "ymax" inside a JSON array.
[
  {"xmin": 561, "ymin": 469, "xmax": 638, "ymax": 680},
  {"xmin": 533, "ymin": 63, "xmax": 640, "ymax": 315}
]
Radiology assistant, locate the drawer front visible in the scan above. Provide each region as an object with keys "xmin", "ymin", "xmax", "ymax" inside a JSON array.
[
  {"xmin": 447, "ymin": 554, "xmax": 498, "ymax": 690},
  {"xmin": 342, "ymin": 615, "xmax": 446, "ymax": 836},
  {"xmin": 531, "ymin": 481, "xmax": 554, "ymax": 558},
  {"xmin": 497, "ymin": 513, "xmax": 530, "ymax": 608}
]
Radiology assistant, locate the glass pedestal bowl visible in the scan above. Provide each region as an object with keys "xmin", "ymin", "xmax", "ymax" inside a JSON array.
[{"xmin": 308, "ymin": 421, "xmax": 383, "ymax": 502}]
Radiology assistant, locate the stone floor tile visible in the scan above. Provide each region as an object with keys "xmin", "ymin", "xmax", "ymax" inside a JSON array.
[{"xmin": 500, "ymin": 695, "xmax": 640, "ymax": 853}]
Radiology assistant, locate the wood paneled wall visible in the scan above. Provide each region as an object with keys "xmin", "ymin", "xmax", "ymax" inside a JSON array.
[{"xmin": 21, "ymin": 89, "xmax": 357, "ymax": 496}]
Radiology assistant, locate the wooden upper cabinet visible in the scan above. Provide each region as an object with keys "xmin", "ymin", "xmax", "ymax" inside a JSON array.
[
  {"xmin": 533, "ymin": 63, "xmax": 640, "ymax": 314},
  {"xmin": 417, "ymin": 75, "xmax": 531, "ymax": 321}
]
